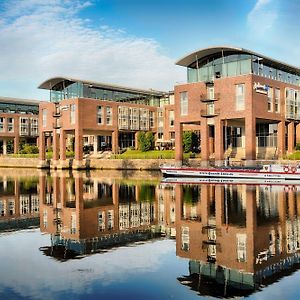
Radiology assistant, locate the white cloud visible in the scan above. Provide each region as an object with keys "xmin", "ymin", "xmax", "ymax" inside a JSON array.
[
  {"xmin": 247, "ymin": 0, "xmax": 278, "ymax": 33},
  {"xmin": 0, "ymin": 0, "xmax": 184, "ymax": 99}
]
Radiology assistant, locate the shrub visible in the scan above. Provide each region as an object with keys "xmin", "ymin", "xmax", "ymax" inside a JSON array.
[
  {"xmin": 183, "ymin": 131, "xmax": 198, "ymax": 153},
  {"xmin": 19, "ymin": 144, "xmax": 39, "ymax": 154},
  {"xmin": 296, "ymin": 143, "xmax": 300, "ymax": 151}
]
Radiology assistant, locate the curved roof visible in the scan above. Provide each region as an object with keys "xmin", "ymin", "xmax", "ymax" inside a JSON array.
[
  {"xmin": 176, "ymin": 45, "xmax": 300, "ymax": 74},
  {"xmin": 38, "ymin": 76, "xmax": 166, "ymax": 96},
  {"xmin": 0, "ymin": 96, "xmax": 40, "ymax": 106}
]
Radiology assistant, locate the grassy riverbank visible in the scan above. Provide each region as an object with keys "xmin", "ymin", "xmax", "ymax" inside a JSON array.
[{"xmin": 111, "ymin": 149, "xmax": 199, "ymax": 159}]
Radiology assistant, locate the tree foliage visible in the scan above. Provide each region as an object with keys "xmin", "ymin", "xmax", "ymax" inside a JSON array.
[
  {"xmin": 137, "ymin": 131, "xmax": 155, "ymax": 152},
  {"xmin": 183, "ymin": 131, "xmax": 198, "ymax": 153}
]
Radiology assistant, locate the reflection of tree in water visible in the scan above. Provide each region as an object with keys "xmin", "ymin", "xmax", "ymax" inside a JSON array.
[
  {"xmin": 0, "ymin": 179, "xmax": 15, "ymax": 196},
  {"xmin": 183, "ymin": 186, "xmax": 200, "ymax": 205},
  {"xmin": 139, "ymin": 184, "xmax": 155, "ymax": 202},
  {"xmin": 119, "ymin": 184, "xmax": 136, "ymax": 202}
]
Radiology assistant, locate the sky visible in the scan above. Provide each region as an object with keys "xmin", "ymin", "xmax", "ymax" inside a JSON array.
[{"xmin": 0, "ymin": 0, "xmax": 299, "ymax": 100}]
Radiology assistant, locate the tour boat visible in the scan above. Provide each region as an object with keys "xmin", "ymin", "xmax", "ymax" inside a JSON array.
[{"xmin": 160, "ymin": 164, "xmax": 300, "ymax": 181}]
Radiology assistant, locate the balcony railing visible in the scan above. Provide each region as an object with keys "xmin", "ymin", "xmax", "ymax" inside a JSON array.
[
  {"xmin": 200, "ymin": 93, "xmax": 220, "ymax": 102},
  {"xmin": 200, "ymin": 108, "xmax": 220, "ymax": 118}
]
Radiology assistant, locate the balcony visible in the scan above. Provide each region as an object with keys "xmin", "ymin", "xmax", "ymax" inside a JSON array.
[
  {"xmin": 53, "ymin": 121, "xmax": 61, "ymax": 129},
  {"xmin": 53, "ymin": 111, "xmax": 61, "ymax": 117},
  {"xmin": 201, "ymin": 108, "xmax": 220, "ymax": 118},
  {"xmin": 200, "ymin": 93, "xmax": 220, "ymax": 102}
]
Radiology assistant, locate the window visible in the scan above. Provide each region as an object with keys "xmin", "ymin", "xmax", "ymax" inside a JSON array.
[
  {"xmin": 169, "ymin": 110, "xmax": 174, "ymax": 127},
  {"xmin": 149, "ymin": 111, "xmax": 155, "ymax": 128},
  {"xmin": 42, "ymin": 109, "xmax": 47, "ymax": 127},
  {"xmin": 97, "ymin": 106, "xmax": 103, "ymax": 124},
  {"xmin": 275, "ymin": 88, "xmax": 280, "ymax": 113},
  {"xmin": 140, "ymin": 109, "xmax": 149, "ymax": 130},
  {"xmin": 130, "ymin": 108, "xmax": 139, "ymax": 130},
  {"xmin": 7, "ymin": 118, "xmax": 14, "ymax": 132},
  {"xmin": 236, "ymin": 84, "xmax": 245, "ymax": 110},
  {"xmin": 20, "ymin": 118, "xmax": 29, "ymax": 135},
  {"xmin": 118, "ymin": 106, "xmax": 129, "ymax": 129},
  {"xmin": 106, "ymin": 106, "xmax": 112, "ymax": 125},
  {"xmin": 180, "ymin": 91, "xmax": 188, "ymax": 116},
  {"xmin": 267, "ymin": 87, "xmax": 273, "ymax": 112},
  {"xmin": 207, "ymin": 86, "xmax": 214, "ymax": 99},
  {"xmin": 70, "ymin": 104, "xmax": 75, "ymax": 124},
  {"xmin": 0, "ymin": 118, "xmax": 4, "ymax": 132},
  {"xmin": 206, "ymin": 102, "xmax": 215, "ymax": 115},
  {"xmin": 30, "ymin": 118, "xmax": 38, "ymax": 136}
]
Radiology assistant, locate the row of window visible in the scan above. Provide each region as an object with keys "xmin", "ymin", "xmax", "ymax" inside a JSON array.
[
  {"xmin": 117, "ymin": 106, "xmax": 155, "ymax": 130},
  {"xmin": 0, "ymin": 117, "xmax": 38, "ymax": 136}
]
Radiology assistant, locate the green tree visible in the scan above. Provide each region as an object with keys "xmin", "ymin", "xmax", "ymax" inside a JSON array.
[
  {"xmin": 137, "ymin": 131, "xmax": 147, "ymax": 151},
  {"xmin": 183, "ymin": 131, "xmax": 198, "ymax": 153},
  {"xmin": 145, "ymin": 131, "xmax": 154, "ymax": 151}
]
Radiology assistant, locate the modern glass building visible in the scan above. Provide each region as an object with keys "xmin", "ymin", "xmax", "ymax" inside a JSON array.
[
  {"xmin": 174, "ymin": 46, "xmax": 300, "ymax": 163},
  {"xmin": 38, "ymin": 77, "xmax": 166, "ymax": 106}
]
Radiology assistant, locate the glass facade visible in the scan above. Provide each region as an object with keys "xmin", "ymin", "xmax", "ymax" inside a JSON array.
[
  {"xmin": 187, "ymin": 53, "xmax": 300, "ymax": 86},
  {"xmin": 49, "ymin": 81, "xmax": 163, "ymax": 106},
  {"xmin": 0, "ymin": 102, "xmax": 38, "ymax": 114}
]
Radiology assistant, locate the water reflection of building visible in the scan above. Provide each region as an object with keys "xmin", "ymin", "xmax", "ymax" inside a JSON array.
[
  {"xmin": 39, "ymin": 172, "xmax": 175, "ymax": 259},
  {"xmin": 174, "ymin": 183, "xmax": 300, "ymax": 297},
  {"xmin": 0, "ymin": 175, "xmax": 39, "ymax": 231}
]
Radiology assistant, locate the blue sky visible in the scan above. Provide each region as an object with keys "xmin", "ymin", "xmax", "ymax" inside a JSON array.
[{"xmin": 0, "ymin": 0, "xmax": 299, "ymax": 99}]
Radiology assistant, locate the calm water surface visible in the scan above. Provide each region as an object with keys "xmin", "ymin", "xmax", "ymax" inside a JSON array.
[{"xmin": 1, "ymin": 169, "xmax": 300, "ymax": 299}]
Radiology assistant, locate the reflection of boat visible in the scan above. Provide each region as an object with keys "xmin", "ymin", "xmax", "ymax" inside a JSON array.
[
  {"xmin": 160, "ymin": 164, "xmax": 300, "ymax": 180},
  {"xmin": 161, "ymin": 176, "xmax": 300, "ymax": 186}
]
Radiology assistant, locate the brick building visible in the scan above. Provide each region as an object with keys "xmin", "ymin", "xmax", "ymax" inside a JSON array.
[
  {"xmin": 0, "ymin": 96, "xmax": 39, "ymax": 154},
  {"xmin": 174, "ymin": 46, "xmax": 300, "ymax": 164},
  {"xmin": 38, "ymin": 77, "xmax": 173, "ymax": 168}
]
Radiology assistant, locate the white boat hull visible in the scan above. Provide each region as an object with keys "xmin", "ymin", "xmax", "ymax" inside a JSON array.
[{"xmin": 160, "ymin": 166, "xmax": 300, "ymax": 180}]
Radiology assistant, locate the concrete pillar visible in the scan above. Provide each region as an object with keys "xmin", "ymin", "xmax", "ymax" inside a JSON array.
[
  {"xmin": 278, "ymin": 121, "xmax": 286, "ymax": 159},
  {"xmin": 38, "ymin": 132, "xmax": 46, "ymax": 160},
  {"xmin": 112, "ymin": 130, "xmax": 119, "ymax": 154},
  {"xmin": 46, "ymin": 136, "xmax": 51, "ymax": 150},
  {"xmin": 3, "ymin": 139, "xmax": 7, "ymax": 155},
  {"xmin": 135, "ymin": 132, "xmax": 139, "ymax": 150},
  {"xmin": 287, "ymin": 122, "xmax": 295, "ymax": 153},
  {"xmin": 14, "ymin": 136, "xmax": 19, "ymax": 154},
  {"xmin": 52, "ymin": 130, "xmax": 59, "ymax": 161},
  {"xmin": 215, "ymin": 119, "xmax": 224, "ymax": 164},
  {"xmin": 200, "ymin": 119, "xmax": 209, "ymax": 164},
  {"xmin": 74, "ymin": 129, "xmax": 83, "ymax": 161},
  {"xmin": 60, "ymin": 130, "xmax": 66, "ymax": 160},
  {"xmin": 245, "ymin": 116, "xmax": 256, "ymax": 161},
  {"xmin": 94, "ymin": 135, "xmax": 98, "ymax": 154},
  {"xmin": 175, "ymin": 122, "xmax": 183, "ymax": 162}
]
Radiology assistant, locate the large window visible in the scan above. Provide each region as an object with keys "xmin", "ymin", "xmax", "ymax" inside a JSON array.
[
  {"xmin": 106, "ymin": 106, "xmax": 112, "ymax": 125},
  {"xmin": 140, "ymin": 109, "xmax": 149, "ymax": 130},
  {"xmin": 180, "ymin": 91, "xmax": 188, "ymax": 116},
  {"xmin": 267, "ymin": 87, "xmax": 273, "ymax": 112},
  {"xmin": 20, "ymin": 118, "xmax": 29, "ymax": 135},
  {"xmin": 42, "ymin": 109, "xmax": 47, "ymax": 128},
  {"xmin": 70, "ymin": 104, "xmax": 76, "ymax": 124},
  {"xmin": 30, "ymin": 118, "xmax": 38, "ymax": 136},
  {"xmin": 0, "ymin": 118, "xmax": 4, "ymax": 132},
  {"xmin": 149, "ymin": 111, "xmax": 155, "ymax": 128},
  {"xmin": 275, "ymin": 88, "xmax": 280, "ymax": 113},
  {"xmin": 169, "ymin": 110, "xmax": 174, "ymax": 127},
  {"xmin": 236, "ymin": 84, "xmax": 245, "ymax": 111},
  {"xmin": 118, "ymin": 106, "xmax": 129, "ymax": 129},
  {"xmin": 97, "ymin": 106, "xmax": 103, "ymax": 124},
  {"xmin": 7, "ymin": 118, "xmax": 14, "ymax": 132}
]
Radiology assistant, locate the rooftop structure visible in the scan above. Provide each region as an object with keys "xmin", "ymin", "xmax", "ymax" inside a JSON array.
[
  {"xmin": 0, "ymin": 96, "xmax": 39, "ymax": 114},
  {"xmin": 39, "ymin": 76, "xmax": 167, "ymax": 106},
  {"xmin": 177, "ymin": 46, "xmax": 300, "ymax": 86}
]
